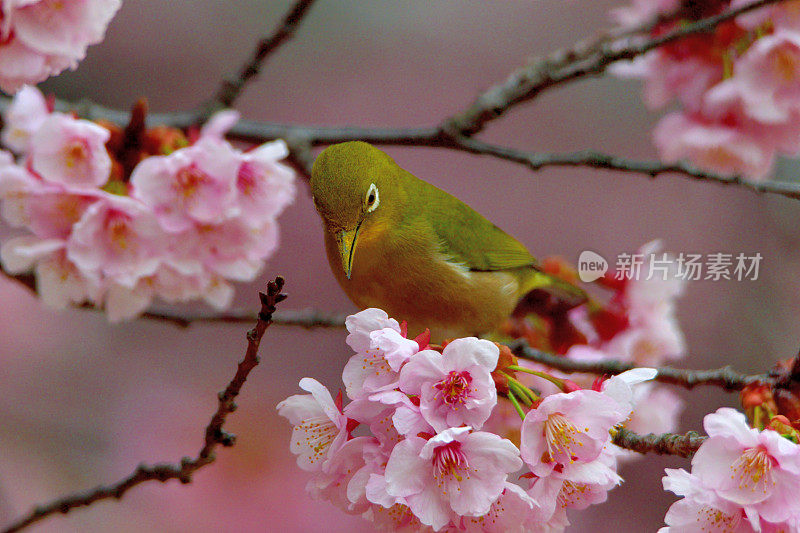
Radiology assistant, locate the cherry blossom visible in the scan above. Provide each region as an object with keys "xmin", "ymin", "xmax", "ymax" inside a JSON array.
[
  {"xmin": 691, "ymin": 408, "xmax": 800, "ymax": 524},
  {"xmin": 129, "ymin": 137, "xmax": 240, "ymax": 232},
  {"xmin": 305, "ymin": 436, "xmax": 377, "ymax": 515},
  {"xmin": 519, "ymin": 387, "xmax": 627, "ymax": 477},
  {"xmin": 457, "ymin": 482, "xmax": 539, "ymax": 533},
  {"xmin": 342, "ymin": 309, "xmax": 421, "ymax": 399},
  {"xmin": 398, "ymin": 337, "xmax": 499, "ymax": 433},
  {"xmin": 1, "ymin": 84, "xmax": 49, "ymax": 152},
  {"xmin": 29, "ymin": 113, "xmax": 112, "ymax": 190},
  {"xmin": 0, "ymin": 87, "xmax": 296, "ymax": 320},
  {"xmin": 380, "ymin": 427, "xmax": 522, "ymax": 531},
  {"xmin": 66, "ymin": 195, "xmax": 165, "ymax": 288},
  {"xmin": 0, "ymin": 0, "xmax": 122, "ymax": 93},
  {"xmin": 660, "ymin": 468, "xmax": 800, "ymax": 532},
  {"xmin": 526, "ymin": 452, "xmax": 622, "ymax": 529},
  {"xmin": 277, "ymin": 378, "xmax": 351, "ymax": 472},
  {"xmin": 611, "ymin": 0, "xmax": 800, "ymax": 179}
]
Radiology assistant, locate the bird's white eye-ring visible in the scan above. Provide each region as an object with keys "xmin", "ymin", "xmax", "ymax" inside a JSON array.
[{"xmin": 366, "ymin": 183, "xmax": 380, "ymax": 213}]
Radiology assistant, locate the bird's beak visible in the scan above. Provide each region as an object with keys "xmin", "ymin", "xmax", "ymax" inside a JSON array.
[{"xmin": 336, "ymin": 224, "xmax": 361, "ymax": 279}]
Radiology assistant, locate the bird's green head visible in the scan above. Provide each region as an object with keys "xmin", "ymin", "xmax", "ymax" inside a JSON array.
[{"xmin": 310, "ymin": 141, "xmax": 406, "ymax": 279}]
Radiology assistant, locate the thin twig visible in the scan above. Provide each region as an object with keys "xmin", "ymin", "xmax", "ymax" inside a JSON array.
[
  {"xmin": 1, "ymin": 277, "xmax": 287, "ymax": 533},
  {"xmin": 0, "ymin": 263, "xmax": 345, "ymax": 329},
  {"xmin": 612, "ymin": 428, "xmax": 706, "ymax": 458},
  {"xmin": 511, "ymin": 342, "xmax": 770, "ymax": 392},
  {"xmin": 200, "ymin": 0, "xmax": 318, "ymax": 117},
  {"xmin": 451, "ymin": 137, "xmax": 800, "ymax": 199},
  {"xmin": 441, "ymin": 0, "xmax": 789, "ymax": 136},
  {"xmin": 141, "ymin": 307, "xmax": 346, "ymax": 329}
]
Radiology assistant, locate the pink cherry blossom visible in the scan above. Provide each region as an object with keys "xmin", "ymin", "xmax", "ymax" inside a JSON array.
[
  {"xmin": 519, "ymin": 388, "xmax": 627, "ymax": 478},
  {"xmin": 196, "ymin": 110, "xmax": 295, "ymax": 227},
  {"xmin": 277, "ymin": 378, "xmax": 351, "ymax": 472},
  {"xmin": 610, "ymin": 1, "xmax": 800, "ymax": 179},
  {"xmin": 1, "ymin": 84, "xmax": 49, "ymax": 152},
  {"xmin": 599, "ymin": 367, "xmax": 659, "ymax": 413},
  {"xmin": 0, "ymin": 38, "xmax": 64, "ymax": 94},
  {"xmin": 734, "ymin": 30, "xmax": 800, "ymax": 124},
  {"xmin": 129, "ymin": 137, "xmax": 240, "ymax": 232},
  {"xmin": 173, "ymin": 217, "xmax": 278, "ymax": 282},
  {"xmin": 660, "ymin": 468, "xmax": 799, "ymax": 532},
  {"xmin": 565, "ymin": 240, "xmax": 686, "ymax": 369},
  {"xmin": 381, "ymin": 427, "xmax": 522, "ymax": 531},
  {"xmin": 344, "ymin": 397, "xmax": 407, "ymax": 450},
  {"xmin": 398, "ymin": 338, "xmax": 499, "ymax": 432},
  {"xmin": 345, "ymin": 308, "xmax": 401, "ymax": 352},
  {"xmin": 362, "ymin": 503, "xmax": 433, "ymax": 532},
  {"xmin": 611, "ymin": 54, "xmax": 722, "ymax": 111},
  {"xmin": 29, "ymin": 113, "xmax": 112, "ymax": 189},
  {"xmin": 609, "ymin": 0, "xmax": 680, "ymax": 27},
  {"xmin": 625, "ymin": 383, "xmax": 684, "ymax": 436},
  {"xmin": 347, "ymin": 390, "xmax": 432, "ymax": 441},
  {"xmin": 458, "ymin": 482, "xmax": 539, "ymax": 533},
  {"xmin": 236, "ymin": 141, "xmax": 296, "ymax": 227},
  {"xmin": 527, "ymin": 453, "xmax": 622, "ymax": 528},
  {"xmin": 306, "ymin": 436, "xmax": 376, "ymax": 515},
  {"xmin": 654, "ymin": 111, "xmax": 775, "ymax": 181},
  {"xmin": 66, "ymin": 195, "xmax": 165, "ymax": 288},
  {"xmin": 732, "ymin": 0, "xmax": 800, "ymax": 32},
  {"xmin": 691, "ymin": 408, "xmax": 800, "ymax": 524},
  {"xmin": 10, "ymin": 0, "xmax": 121, "ymax": 58},
  {"xmin": 0, "ymin": 237, "xmax": 101, "ymax": 308},
  {"xmin": 0, "ymin": 234, "xmax": 63, "ymax": 275},
  {"xmin": 343, "ymin": 311, "xmax": 420, "ymax": 399},
  {"xmin": 0, "ymin": 0, "xmax": 121, "ymax": 92}
]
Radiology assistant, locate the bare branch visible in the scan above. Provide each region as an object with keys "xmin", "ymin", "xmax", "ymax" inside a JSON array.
[
  {"xmin": 450, "ymin": 136, "xmax": 800, "ymax": 199},
  {"xmin": 200, "ymin": 0, "xmax": 318, "ymax": 117},
  {"xmin": 1, "ymin": 277, "xmax": 287, "ymax": 533},
  {"xmin": 141, "ymin": 307, "xmax": 346, "ymax": 329},
  {"xmin": 441, "ymin": 0, "xmax": 789, "ymax": 136},
  {"xmin": 511, "ymin": 342, "xmax": 770, "ymax": 392},
  {"xmin": 612, "ymin": 428, "xmax": 706, "ymax": 458}
]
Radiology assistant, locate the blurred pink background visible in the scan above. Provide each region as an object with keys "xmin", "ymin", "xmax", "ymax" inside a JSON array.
[{"xmin": 2, "ymin": 0, "xmax": 800, "ymax": 531}]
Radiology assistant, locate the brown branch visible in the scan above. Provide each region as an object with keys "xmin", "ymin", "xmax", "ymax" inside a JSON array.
[
  {"xmin": 200, "ymin": 0, "xmax": 318, "ymax": 117},
  {"xmin": 0, "ymin": 262, "xmax": 345, "ymax": 329},
  {"xmin": 450, "ymin": 137, "xmax": 800, "ymax": 199},
  {"xmin": 141, "ymin": 307, "xmax": 346, "ymax": 329},
  {"xmin": 612, "ymin": 428, "xmax": 706, "ymax": 458},
  {"xmin": 511, "ymin": 342, "xmax": 770, "ymax": 392},
  {"xmin": 1, "ymin": 277, "xmax": 287, "ymax": 533},
  {"xmin": 441, "ymin": 0, "xmax": 790, "ymax": 136}
]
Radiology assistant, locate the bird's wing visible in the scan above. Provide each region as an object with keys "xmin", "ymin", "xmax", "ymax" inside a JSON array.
[{"xmin": 424, "ymin": 189, "xmax": 536, "ymax": 272}]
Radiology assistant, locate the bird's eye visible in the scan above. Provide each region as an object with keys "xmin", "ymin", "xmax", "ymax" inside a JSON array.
[{"xmin": 365, "ymin": 183, "xmax": 380, "ymax": 213}]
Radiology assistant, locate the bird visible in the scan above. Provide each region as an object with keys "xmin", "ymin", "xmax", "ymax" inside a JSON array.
[{"xmin": 309, "ymin": 141, "xmax": 584, "ymax": 341}]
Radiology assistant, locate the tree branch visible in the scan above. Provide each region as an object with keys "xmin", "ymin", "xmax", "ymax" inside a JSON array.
[
  {"xmin": 441, "ymin": 0, "xmax": 789, "ymax": 136},
  {"xmin": 612, "ymin": 428, "xmax": 706, "ymax": 458},
  {"xmin": 450, "ymin": 137, "xmax": 800, "ymax": 199},
  {"xmin": 0, "ymin": 277, "xmax": 287, "ymax": 533},
  {"xmin": 199, "ymin": 0, "xmax": 318, "ymax": 117},
  {"xmin": 511, "ymin": 342, "xmax": 770, "ymax": 392},
  {"xmin": 27, "ymin": 96, "xmax": 800, "ymax": 200},
  {"xmin": 140, "ymin": 307, "xmax": 346, "ymax": 329}
]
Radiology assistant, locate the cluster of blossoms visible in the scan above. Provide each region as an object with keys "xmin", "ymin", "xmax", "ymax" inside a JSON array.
[
  {"xmin": 507, "ymin": 240, "xmax": 687, "ymax": 438},
  {"xmin": 0, "ymin": 86, "xmax": 295, "ymax": 320},
  {"xmin": 278, "ymin": 308, "xmax": 659, "ymax": 531},
  {"xmin": 611, "ymin": 0, "xmax": 800, "ymax": 179},
  {"xmin": 0, "ymin": 0, "xmax": 121, "ymax": 93},
  {"xmin": 662, "ymin": 408, "xmax": 800, "ymax": 531}
]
